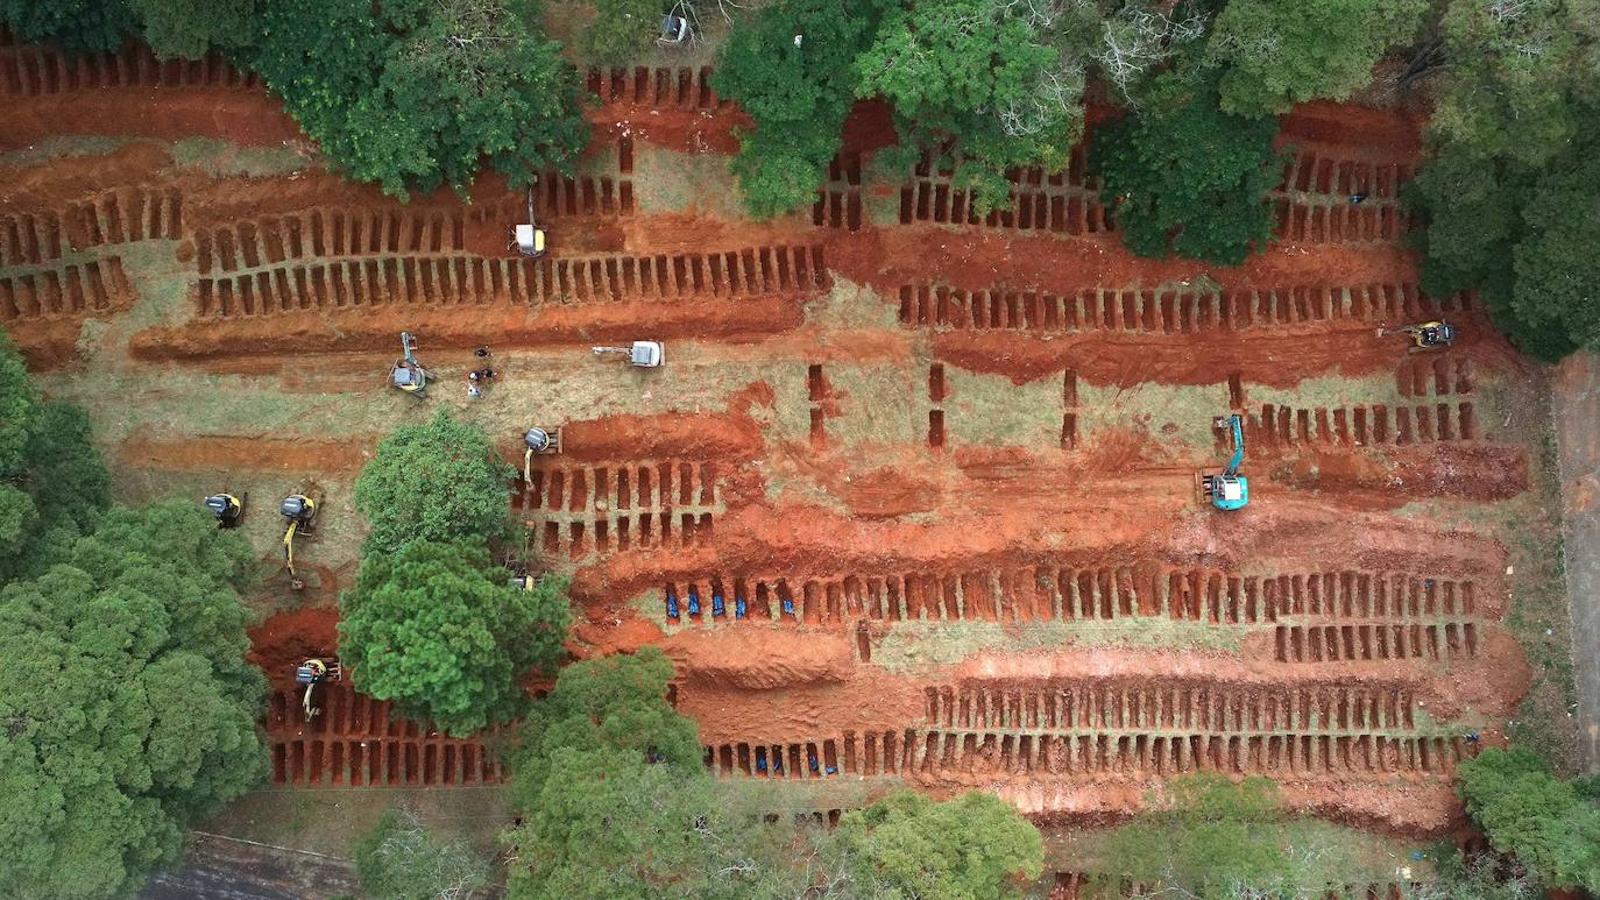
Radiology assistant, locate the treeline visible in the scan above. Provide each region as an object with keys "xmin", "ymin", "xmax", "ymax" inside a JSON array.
[
  {"xmin": 4, "ymin": 0, "xmax": 1595, "ymax": 356},
  {"xmin": 0, "ymin": 0, "xmax": 587, "ymax": 199}
]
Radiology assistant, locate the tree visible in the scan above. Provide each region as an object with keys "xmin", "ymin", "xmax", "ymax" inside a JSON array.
[
  {"xmin": 1457, "ymin": 748, "xmax": 1600, "ymax": 893},
  {"xmin": 1208, "ymin": 0, "xmax": 1428, "ymax": 117},
  {"xmin": 354, "ymin": 809, "xmax": 490, "ymax": 900},
  {"xmin": 0, "ymin": 0, "xmax": 137, "ymax": 54},
  {"xmin": 836, "ymin": 789, "xmax": 1044, "ymax": 899},
  {"xmin": 1093, "ymin": 773, "xmax": 1358, "ymax": 897},
  {"xmin": 856, "ymin": 0, "xmax": 1099, "ymax": 212},
  {"xmin": 249, "ymin": 0, "xmax": 587, "ymax": 199},
  {"xmin": 1091, "ymin": 67, "xmax": 1284, "ymax": 264},
  {"xmin": 125, "ymin": 0, "xmax": 257, "ymax": 58},
  {"xmin": 339, "ymin": 539, "xmax": 568, "ymax": 736},
  {"xmin": 510, "ymin": 647, "xmax": 702, "ymax": 807},
  {"xmin": 0, "ymin": 333, "xmax": 111, "ymax": 580},
  {"xmin": 1409, "ymin": 1, "xmax": 1600, "ymax": 362},
  {"xmin": 0, "ymin": 500, "xmax": 266, "ymax": 899},
  {"xmin": 714, "ymin": 0, "xmax": 887, "ymax": 218},
  {"xmin": 354, "ymin": 410, "xmax": 514, "ymax": 555}
]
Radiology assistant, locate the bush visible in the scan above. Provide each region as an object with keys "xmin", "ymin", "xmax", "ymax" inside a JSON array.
[
  {"xmin": 338, "ymin": 539, "xmax": 569, "ymax": 736},
  {"xmin": 837, "ymin": 789, "xmax": 1044, "ymax": 899},
  {"xmin": 1091, "ymin": 67, "xmax": 1284, "ymax": 265},
  {"xmin": 585, "ymin": 0, "xmax": 658, "ymax": 64}
]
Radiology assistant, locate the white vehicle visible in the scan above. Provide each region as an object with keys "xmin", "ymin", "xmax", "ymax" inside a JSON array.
[{"xmin": 593, "ymin": 340, "xmax": 664, "ymax": 368}]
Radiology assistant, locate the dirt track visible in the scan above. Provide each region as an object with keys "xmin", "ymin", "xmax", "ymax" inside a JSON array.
[{"xmin": 0, "ymin": 32, "xmax": 1575, "ymax": 837}]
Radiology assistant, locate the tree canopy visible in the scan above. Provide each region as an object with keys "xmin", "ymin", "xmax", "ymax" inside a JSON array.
[
  {"xmin": 1091, "ymin": 66, "xmax": 1284, "ymax": 264},
  {"xmin": 0, "ymin": 333, "xmax": 111, "ymax": 581},
  {"xmin": 836, "ymin": 789, "xmax": 1044, "ymax": 898},
  {"xmin": 249, "ymin": 0, "xmax": 587, "ymax": 199},
  {"xmin": 1409, "ymin": 0, "xmax": 1600, "ymax": 359},
  {"xmin": 714, "ymin": 0, "xmax": 886, "ymax": 218},
  {"xmin": 857, "ymin": 0, "xmax": 1098, "ymax": 212},
  {"xmin": 0, "ymin": 500, "xmax": 266, "ymax": 899},
  {"xmin": 1457, "ymin": 748, "xmax": 1600, "ymax": 893},
  {"xmin": 354, "ymin": 808, "xmax": 491, "ymax": 900},
  {"xmin": 1093, "ymin": 773, "xmax": 1362, "ymax": 896},
  {"xmin": 338, "ymin": 539, "xmax": 569, "ymax": 736},
  {"xmin": 1208, "ymin": 0, "xmax": 1427, "ymax": 116},
  {"xmin": 354, "ymin": 410, "xmax": 515, "ymax": 555},
  {"xmin": 503, "ymin": 648, "xmax": 1044, "ymax": 899}
]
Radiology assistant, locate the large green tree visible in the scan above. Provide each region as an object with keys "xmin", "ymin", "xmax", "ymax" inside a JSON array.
[
  {"xmin": 0, "ymin": 500, "xmax": 266, "ymax": 899},
  {"xmin": 1091, "ymin": 66, "xmax": 1284, "ymax": 264},
  {"xmin": 1457, "ymin": 748, "xmax": 1600, "ymax": 893},
  {"xmin": 1208, "ymin": 0, "xmax": 1427, "ymax": 116},
  {"xmin": 836, "ymin": 789, "xmax": 1044, "ymax": 898},
  {"xmin": 0, "ymin": 334, "xmax": 111, "ymax": 580},
  {"xmin": 856, "ymin": 0, "xmax": 1099, "ymax": 212},
  {"xmin": 249, "ymin": 0, "xmax": 587, "ymax": 198},
  {"xmin": 1409, "ymin": 0, "xmax": 1600, "ymax": 359},
  {"xmin": 0, "ymin": 0, "xmax": 136, "ymax": 54},
  {"xmin": 354, "ymin": 410, "xmax": 514, "ymax": 555},
  {"xmin": 714, "ymin": 0, "xmax": 887, "ymax": 218},
  {"xmin": 354, "ymin": 809, "xmax": 490, "ymax": 900},
  {"xmin": 339, "ymin": 539, "xmax": 569, "ymax": 736}
]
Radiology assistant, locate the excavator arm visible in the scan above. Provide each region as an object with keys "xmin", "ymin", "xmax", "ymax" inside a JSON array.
[{"xmin": 1221, "ymin": 415, "xmax": 1245, "ymax": 478}]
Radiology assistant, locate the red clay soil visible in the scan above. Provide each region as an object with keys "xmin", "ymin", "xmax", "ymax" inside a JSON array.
[
  {"xmin": 119, "ymin": 432, "xmax": 378, "ymax": 475},
  {"xmin": 4, "ymin": 57, "xmax": 1545, "ymax": 834},
  {"xmin": 248, "ymin": 605, "xmax": 340, "ymax": 687}
]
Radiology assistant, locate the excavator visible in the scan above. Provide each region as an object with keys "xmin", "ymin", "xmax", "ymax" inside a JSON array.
[
  {"xmin": 523, "ymin": 425, "xmax": 563, "ymax": 487},
  {"xmin": 1200, "ymin": 414, "xmax": 1249, "ymax": 511},
  {"xmin": 280, "ymin": 494, "xmax": 317, "ymax": 591},
  {"xmin": 390, "ymin": 332, "xmax": 431, "ymax": 395},
  {"xmin": 510, "ymin": 184, "xmax": 546, "ymax": 259},
  {"xmin": 296, "ymin": 657, "xmax": 342, "ymax": 720},
  {"xmin": 204, "ymin": 493, "xmax": 245, "ymax": 528},
  {"xmin": 1379, "ymin": 320, "xmax": 1455, "ymax": 352},
  {"xmin": 593, "ymin": 340, "xmax": 664, "ymax": 368}
]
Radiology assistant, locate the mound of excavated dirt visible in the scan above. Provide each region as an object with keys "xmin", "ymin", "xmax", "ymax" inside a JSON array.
[{"xmin": 667, "ymin": 627, "xmax": 854, "ymax": 689}]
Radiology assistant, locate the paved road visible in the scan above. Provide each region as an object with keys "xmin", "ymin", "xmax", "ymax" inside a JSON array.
[
  {"xmin": 140, "ymin": 833, "xmax": 357, "ymax": 900},
  {"xmin": 1555, "ymin": 350, "xmax": 1600, "ymax": 772}
]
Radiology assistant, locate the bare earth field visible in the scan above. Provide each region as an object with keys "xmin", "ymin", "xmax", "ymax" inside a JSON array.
[{"xmin": 0, "ymin": 25, "xmax": 1582, "ymax": 893}]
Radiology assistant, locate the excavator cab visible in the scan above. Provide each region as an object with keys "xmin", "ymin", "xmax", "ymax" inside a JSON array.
[
  {"xmin": 295, "ymin": 657, "xmax": 342, "ymax": 720},
  {"xmin": 390, "ymin": 332, "xmax": 429, "ymax": 396},
  {"xmin": 1402, "ymin": 320, "xmax": 1454, "ymax": 352},
  {"xmin": 510, "ymin": 185, "xmax": 546, "ymax": 258},
  {"xmin": 593, "ymin": 340, "xmax": 664, "ymax": 368},
  {"xmin": 204, "ymin": 493, "xmax": 244, "ymax": 528},
  {"xmin": 280, "ymin": 494, "xmax": 317, "ymax": 591},
  {"xmin": 523, "ymin": 426, "xmax": 562, "ymax": 488},
  {"xmin": 1200, "ymin": 415, "xmax": 1250, "ymax": 511}
]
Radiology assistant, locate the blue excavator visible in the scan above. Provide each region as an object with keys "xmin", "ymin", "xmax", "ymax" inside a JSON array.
[{"xmin": 1200, "ymin": 414, "xmax": 1249, "ymax": 511}]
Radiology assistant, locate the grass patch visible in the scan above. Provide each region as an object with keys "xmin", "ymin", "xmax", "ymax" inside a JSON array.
[
  {"xmin": 170, "ymin": 138, "xmax": 316, "ymax": 178},
  {"xmin": 870, "ymin": 619, "xmax": 1246, "ymax": 675}
]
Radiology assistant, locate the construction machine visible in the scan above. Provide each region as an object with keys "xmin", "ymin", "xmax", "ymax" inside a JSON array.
[
  {"xmin": 659, "ymin": 2, "xmax": 693, "ymax": 45},
  {"xmin": 280, "ymin": 494, "xmax": 317, "ymax": 591},
  {"xmin": 1199, "ymin": 415, "xmax": 1250, "ymax": 511},
  {"xmin": 204, "ymin": 493, "xmax": 245, "ymax": 528},
  {"xmin": 510, "ymin": 184, "xmax": 546, "ymax": 259},
  {"xmin": 593, "ymin": 340, "xmax": 664, "ymax": 368},
  {"xmin": 296, "ymin": 657, "xmax": 342, "ymax": 720},
  {"xmin": 390, "ymin": 332, "xmax": 431, "ymax": 395},
  {"xmin": 1379, "ymin": 320, "xmax": 1454, "ymax": 352},
  {"xmin": 523, "ymin": 426, "xmax": 563, "ymax": 487}
]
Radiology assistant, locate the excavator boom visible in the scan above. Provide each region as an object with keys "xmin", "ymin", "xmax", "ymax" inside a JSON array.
[{"xmin": 1222, "ymin": 414, "xmax": 1245, "ymax": 478}]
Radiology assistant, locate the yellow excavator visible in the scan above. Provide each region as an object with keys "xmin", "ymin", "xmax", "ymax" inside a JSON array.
[
  {"xmin": 204, "ymin": 493, "xmax": 245, "ymax": 528},
  {"xmin": 296, "ymin": 657, "xmax": 342, "ymax": 720},
  {"xmin": 280, "ymin": 494, "xmax": 317, "ymax": 591}
]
